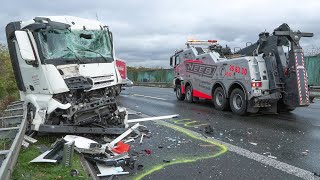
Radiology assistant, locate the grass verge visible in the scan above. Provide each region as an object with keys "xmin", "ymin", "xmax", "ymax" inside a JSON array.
[{"xmin": 12, "ymin": 136, "xmax": 89, "ymax": 180}]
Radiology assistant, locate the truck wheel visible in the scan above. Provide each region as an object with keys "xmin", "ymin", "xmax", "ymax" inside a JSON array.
[
  {"xmin": 230, "ymin": 88, "xmax": 247, "ymax": 115},
  {"xmin": 213, "ymin": 87, "xmax": 228, "ymax": 111},
  {"xmin": 186, "ymin": 85, "xmax": 194, "ymax": 103},
  {"xmin": 176, "ymin": 85, "xmax": 185, "ymax": 101}
]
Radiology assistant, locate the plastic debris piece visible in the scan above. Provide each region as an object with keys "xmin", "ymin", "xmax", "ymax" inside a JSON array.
[
  {"xmin": 204, "ymin": 125, "xmax": 214, "ymax": 134},
  {"xmin": 139, "ymin": 134, "xmax": 145, "ymax": 144},
  {"xmin": 249, "ymin": 142, "xmax": 258, "ymax": 146},
  {"xmin": 143, "ymin": 149, "xmax": 151, "ymax": 155},
  {"xmin": 70, "ymin": 169, "xmax": 79, "ymax": 177},
  {"xmin": 163, "ymin": 159, "xmax": 171, "ymax": 163},
  {"xmin": 124, "ymin": 139, "xmax": 135, "ymax": 143},
  {"xmin": 267, "ymin": 155, "xmax": 277, "ymax": 159},
  {"xmin": 137, "ymin": 164, "xmax": 144, "ymax": 170},
  {"xmin": 24, "ymin": 135, "xmax": 37, "ymax": 144},
  {"xmin": 22, "ymin": 140, "xmax": 29, "ymax": 148},
  {"xmin": 96, "ymin": 164, "xmax": 129, "ymax": 177},
  {"xmin": 112, "ymin": 142, "xmax": 130, "ymax": 154},
  {"xmin": 64, "ymin": 135, "xmax": 97, "ymax": 149}
]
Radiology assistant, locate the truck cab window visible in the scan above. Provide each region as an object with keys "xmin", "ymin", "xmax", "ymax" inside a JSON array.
[{"xmin": 175, "ymin": 55, "xmax": 181, "ymax": 66}]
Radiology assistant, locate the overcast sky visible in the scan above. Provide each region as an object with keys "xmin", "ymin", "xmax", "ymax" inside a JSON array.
[{"xmin": 1, "ymin": 0, "xmax": 320, "ymax": 67}]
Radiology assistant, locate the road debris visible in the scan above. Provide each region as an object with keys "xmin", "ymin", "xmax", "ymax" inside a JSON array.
[
  {"xmin": 163, "ymin": 159, "xmax": 171, "ymax": 163},
  {"xmin": 127, "ymin": 114, "xmax": 179, "ymax": 123},
  {"xmin": 70, "ymin": 169, "xmax": 79, "ymax": 177},
  {"xmin": 26, "ymin": 116, "xmax": 162, "ymax": 178},
  {"xmin": 249, "ymin": 142, "xmax": 258, "ymax": 146},
  {"xmin": 24, "ymin": 135, "xmax": 38, "ymax": 144},
  {"xmin": 302, "ymin": 150, "xmax": 309, "ymax": 156},
  {"xmin": 143, "ymin": 149, "xmax": 151, "ymax": 155},
  {"xmin": 204, "ymin": 125, "xmax": 214, "ymax": 134}
]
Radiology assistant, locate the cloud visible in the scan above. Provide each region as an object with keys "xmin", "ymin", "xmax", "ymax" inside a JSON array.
[{"xmin": 0, "ymin": 0, "xmax": 319, "ymax": 67}]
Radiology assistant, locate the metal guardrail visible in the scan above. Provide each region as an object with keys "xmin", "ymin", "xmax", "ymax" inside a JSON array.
[
  {"xmin": 134, "ymin": 82, "xmax": 172, "ymax": 88},
  {"xmin": 0, "ymin": 101, "xmax": 26, "ymax": 180}
]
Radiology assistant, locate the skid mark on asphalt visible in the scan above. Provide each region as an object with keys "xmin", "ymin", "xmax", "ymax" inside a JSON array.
[
  {"xmin": 173, "ymin": 118, "xmax": 209, "ymax": 127},
  {"xmin": 133, "ymin": 121, "xmax": 228, "ymax": 180}
]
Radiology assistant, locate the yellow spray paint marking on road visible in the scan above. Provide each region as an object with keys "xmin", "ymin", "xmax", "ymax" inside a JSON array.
[
  {"xmin": 133, "ymin": 120, "xmax": 228, "ymax": 180},
  {"xmin": 173, "ymin": 119, "xmax": 209, "ymax": 127}
]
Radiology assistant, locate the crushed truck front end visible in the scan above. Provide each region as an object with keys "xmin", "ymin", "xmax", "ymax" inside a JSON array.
[{"xmin": 6, "ymin": 16, "xmax": 127, "ymax": 133}]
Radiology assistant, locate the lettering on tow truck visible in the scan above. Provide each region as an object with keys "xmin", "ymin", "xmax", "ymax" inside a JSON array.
[{"xmin": 186, "ymin": 62, "xmax": 217, "ymax": 78}]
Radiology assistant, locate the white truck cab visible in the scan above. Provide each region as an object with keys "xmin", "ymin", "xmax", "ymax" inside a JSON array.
[{"xmin": 6, "ymin": 16, "xmax": 126, "ymax": 133}]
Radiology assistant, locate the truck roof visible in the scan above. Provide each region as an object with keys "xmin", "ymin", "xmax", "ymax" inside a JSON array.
[{"xmin": 21, "ymin": 16, "xmax": 106, "ymax": 30}]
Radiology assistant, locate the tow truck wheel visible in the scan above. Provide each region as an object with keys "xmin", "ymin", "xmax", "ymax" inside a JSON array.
[
  {"xmin": 176, "ymin": 84, "xmax": 185, "ymax": 101},
  {"xmin": 186, "ymin": 86, "xmax": 194, "ymax": 103},
  {"xmin": 213, "ymin": 87, "xmax": 228, "ymax": 111},
  {"xmin": 230, "ymin": 88, "xmax": 247, "ymax": 115}
]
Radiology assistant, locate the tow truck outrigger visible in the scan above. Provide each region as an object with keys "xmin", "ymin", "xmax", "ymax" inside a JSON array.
[
  {"xmin": 170, "ymin": 23, "xmax": 313, "ymax": 115},
  {"xmin": 6, "ymin": 16, "xmax": 127, "ymax": 134}
]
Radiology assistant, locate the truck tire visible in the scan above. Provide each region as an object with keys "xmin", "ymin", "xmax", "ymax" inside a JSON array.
[
  {"xmin": 186, "ymin": 85, "xmax": 194, "ymax": 103},
  {"xmin": 176, "ymin": 84, "xmax": 185, "ymax": 101},
  {"xmin": 213, "ymin": 87, "xmax": 228, "ymax": 111},
  {"xmin": 230, "ymin": 88, "xmax": 247, "ymax": 115}
]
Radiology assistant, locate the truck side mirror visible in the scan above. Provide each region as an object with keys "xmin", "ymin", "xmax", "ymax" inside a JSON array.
[
  {"xmin": 15, "ymin": 31, "xmax": 36, "ymax": 63},
  {"xmin": 170, "ymin": 56, "xmax": 173, "ymax": 67}
]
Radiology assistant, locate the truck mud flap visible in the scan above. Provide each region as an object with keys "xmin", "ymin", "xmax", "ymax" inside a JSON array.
[
  {"xmin": 294, "ymin": 52, "xmax": 309, "ymax": 106},
  {"xmin": 38, "ymin": 125, "xmax": 126, "ymax": 135}
]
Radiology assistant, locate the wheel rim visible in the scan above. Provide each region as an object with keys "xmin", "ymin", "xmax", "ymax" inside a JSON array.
[
  {"xmin": 176, "ymin": 87, "xmax": 181, "ymax": 97},
  {"xmin": 215, "ymin": 92, "xmax": 223, "ymax": 106},
  {"xmin": 187, "ymin": 89, "xmax": 191, "ymax": 101},
  {"xmin": 232, "ymin": 94, "xmax": 243, "ymax": 110}
]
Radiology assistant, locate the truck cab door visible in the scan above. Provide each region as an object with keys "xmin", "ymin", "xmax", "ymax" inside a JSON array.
[{"xmin": 14, "ymin": 30, "xmax": 50, "ymax": 94}]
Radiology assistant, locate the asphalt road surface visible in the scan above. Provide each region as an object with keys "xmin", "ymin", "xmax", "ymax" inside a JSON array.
[{"xmin": 115, "ymin": 86, "xmax": 320, "ymax": 180}]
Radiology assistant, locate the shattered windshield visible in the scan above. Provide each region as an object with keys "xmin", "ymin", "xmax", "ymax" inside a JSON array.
[{"xmin": 36, "ymin": 29, "xmax": 113, "ymax": 64}]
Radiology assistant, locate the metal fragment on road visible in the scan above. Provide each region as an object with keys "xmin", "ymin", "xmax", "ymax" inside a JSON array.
[
  {"xmin": 109, "ymin": 123, "xmax": 140, "ymax": 148},
  {"xmin": 249, "ymin": 142, "xmax": 258, "ymax": 146},
  {"xmin": 127, "ymin": 114, "xmax": 179, "ymax": 123},
  {"xmin": 62, "ymin": 141, "xmax": 75, "ymax": 167},
  {"xmin": 139, "ymin": 134, "xmax": 145, "ymax": 144}
]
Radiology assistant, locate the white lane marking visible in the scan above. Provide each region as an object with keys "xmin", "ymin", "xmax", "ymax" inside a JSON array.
[
  {"xmin": 127, "ymin": 108, "xmax": 319, "ymax": 180},
  {"xmin": 131, "ymin": 94, "xmax": 167, "ymax": 101}
]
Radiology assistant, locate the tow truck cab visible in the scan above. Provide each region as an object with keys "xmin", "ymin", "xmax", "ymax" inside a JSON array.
[{"xmin": 171, "ymin": 24, "xmax": 313, "ymax": 115}]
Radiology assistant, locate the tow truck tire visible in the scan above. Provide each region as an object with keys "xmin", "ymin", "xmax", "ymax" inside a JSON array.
[
  {"xmin": 230, "ymin": 88, "xmax": 247, "ymax": 115},
  {"xmin": 213, "ymin": 87, "xmax": 228, "ymax": 111},
  {"xmin": 186, "ymin": 85, "xmax": 194, "ymax": 103},
  {"xmin": 176, "ymin": 84, "xmax": 185, "ymax": 101}
]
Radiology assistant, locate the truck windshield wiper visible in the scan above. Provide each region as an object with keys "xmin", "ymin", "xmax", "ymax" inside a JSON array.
[
  {"xmin": 77, "ymin": 48, "xmax": 112, "ymax": 62},
  {"xmin": 61, "ymin": 47, "xmax": 84, "ymax": 64}
]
